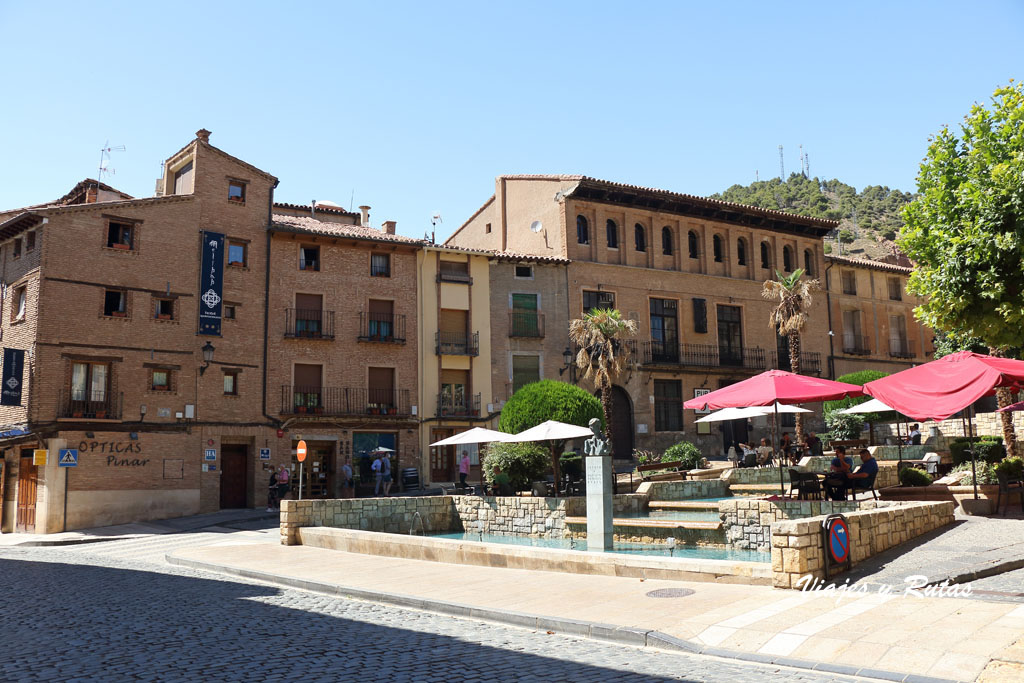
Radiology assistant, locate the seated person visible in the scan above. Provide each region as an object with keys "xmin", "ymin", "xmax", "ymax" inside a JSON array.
[
  {"xmin": 756, "ymin": 438, "xmax": 774, "ymax": 466},
  {"xmin": 805, "ymin": 431, "xmax": 823, "ymax": 457},
  {"xmin": 906, "ymin": 424, "xmax": 922, "ymax": 445},
  {"xmin": 848, "ymin": 449, "xmax": 878, "ymax": 493},
  {"xmin": 491, "ymin": 466, "xmax": 513, "ymax": 496},
  {"xmin": 823, "ymin": 446, "xmax": 853, "ymax": 500}
]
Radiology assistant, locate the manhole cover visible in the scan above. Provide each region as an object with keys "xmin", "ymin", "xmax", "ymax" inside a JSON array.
[{"xmin": 645, "ymin": 588, "xmax": 695, "ymax": 598}]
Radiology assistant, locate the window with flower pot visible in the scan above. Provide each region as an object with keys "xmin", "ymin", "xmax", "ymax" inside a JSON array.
[
  {"xmin": 103, "ymin": 289, "xmax": 127, "ymax": 317},
  {"xmin": 299, "ymin": 245, "xmax": 320, "ymax": 271},
  {"xmin": 368, "ymin": 367, "xmax": 396, "ymax": 414},
  {"xmin": 106, "ymin": 221, "xmax": 134, "ymax": 250},
  {"xmin": 292, "ymin": 363, "xmax": 322, "ymax": 414},
  {"xmin": 12, "ymin": 285, "xmax": 26, "ymax": 321},
  {"xmin": 227, "ymin": 240, "xmax": 247, "ymax": 267},
  {"xmin": 228, "ymin": 180, "xmax": 246, "ymax": 203},
  {"xmin": 154, "ymin": 297, "xmax": 174, "ymax": 320},
  {"xmin": 150, "ymin": 369, "xmax": 172, "ymax": 392},
  {"xmin": 223, "ymin": 369, "xmax": 240, "ymax": 396}
]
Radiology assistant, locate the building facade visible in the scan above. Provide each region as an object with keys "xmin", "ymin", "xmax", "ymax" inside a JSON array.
[
  {"xmin": 448, "ymin": 175, "xmax": 933, "ymax": 457},
  {"xmin": 416, "ymin": 246, "xmax": 494, "ymax": 485}
]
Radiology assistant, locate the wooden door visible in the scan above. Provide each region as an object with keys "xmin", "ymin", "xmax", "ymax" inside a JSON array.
[
  {"xmin": 430, "ymin": 430, "xmax": 453, "ymax": 481},
  {"xmin": 16, "ymin": 452, "xmax": 37, "ymax": 532},
  {"xmin": 307, "ymin": 444, "xmax": 333, "ymax": 498},
  {"xmin": 220, "ymin": 445, "xmax": 248, "ymax": 509}
]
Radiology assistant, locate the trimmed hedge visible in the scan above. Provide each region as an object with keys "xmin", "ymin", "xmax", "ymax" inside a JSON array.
[
  {"xmin": 482, "ymin": 442, "xmax": 549, "ymax": 492},
  {"xmin": 899, "ymin": 467, "xmax": 933, "ymax": 487},
  {"xmin": 663, "ymin": 441, "xmax": 703, "ymax": 470},
  {"xmin": 950, "ymin": 439, "xmax": 1005, "ymax": 465},
  {"xmin": 498, "ymin": 379, "xmax": 603, "ymax": 435}
]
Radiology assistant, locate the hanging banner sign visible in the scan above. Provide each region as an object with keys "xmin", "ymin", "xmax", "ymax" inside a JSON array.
[
  {"xmin": 1, "ymin": 348, "xmax": 25, "ymax": 406},
  {"xmin": 198, "ymin": 231, "xmax": 225, "ymax": 336}
]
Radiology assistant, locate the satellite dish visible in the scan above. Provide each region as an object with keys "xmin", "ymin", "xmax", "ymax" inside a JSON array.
[{"xmin": 530, "ymin": 220, "xmax": 543, "ymax": 233}]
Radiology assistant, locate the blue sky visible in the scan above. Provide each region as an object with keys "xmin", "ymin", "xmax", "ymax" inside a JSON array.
[{"xmin": 0, "ymin": 1, "xmax": 1020, "ymax": 241}]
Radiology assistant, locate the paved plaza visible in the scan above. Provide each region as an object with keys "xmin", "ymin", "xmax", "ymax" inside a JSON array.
[{"xmin": 0, "ymin": 526, "xmax": 869, "ymax": 683}]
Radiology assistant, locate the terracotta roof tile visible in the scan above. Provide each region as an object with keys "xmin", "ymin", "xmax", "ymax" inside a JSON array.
[
  {"xmin": 491, "ymin": 250, "xmax": 570, "ymax": 264},
  {"xmin": 825, "ymin": 254, "xmax": 913, "ymax": 274},
  {"xmin": 271, "ymin": 214, "xmax": 425, "ymax": 245}
]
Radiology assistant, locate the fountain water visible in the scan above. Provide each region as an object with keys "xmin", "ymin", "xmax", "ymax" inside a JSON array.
[{"xmin": 409, "ymin": 511, "xmax": 426, "ymax": 536}]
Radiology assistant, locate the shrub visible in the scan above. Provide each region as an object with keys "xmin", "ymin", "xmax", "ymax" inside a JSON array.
[
  {"xmin": 559, "ymin": 452, "xmax": 582, "ymax": 479},
  {"xmin": 633, "ymin": 449, "xmax": 658, "ymax": 466},
  {"xmin": 994, "ymin": 456, "xmax": 1024, "ymax": 481},
  {"xmin": 825, "ymin": 411, "xmax": 865, "ymax": 440},
  {"xmin": 482, "ymin": 442, "xmax": 549, "ymax": 492},
  {"xmin": 838, "ymin": 228, "xmax": 855, "ymax": 244},
  {"xmin": 498, "ymin": 379, "xmax": 603, "ymax": 434},
  {"xmin": 950, "ymin": 439, "xmax": 1005, "ymax": 466},
  {"xmin": 823, "ymin": 243, "xmax": 833, "ymax": 254},
  {"xmin": 663, "ymin": 441, "xmax": 703, "ymax": 470},
  {"xmin": 899, "ymin": 467, "xmax": 933, "ymax": 487},
  {"xmin": 950, "ymin": 461, "xmax": 998, "ymax": 485}
]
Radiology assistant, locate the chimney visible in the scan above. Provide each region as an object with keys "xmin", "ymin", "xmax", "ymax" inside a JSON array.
[
  {"xmin": 358, "ymin": 205, "xmax": 370, "ymax": 227},
  {"xmin": 382, "ymin": 220, "xmax": 396, "ymax": 235},
  {"xmin": 86, "ymin": 184, "xmax": 98, "ymax": 204},
  {"xmin": 196, "ymin": 128, "xmax": 212, "ymax": 143}
]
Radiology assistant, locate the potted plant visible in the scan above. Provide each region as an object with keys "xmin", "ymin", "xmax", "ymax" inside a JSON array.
[
  {"xmin": 387, "ymin": 407, "xmax": 396, "ymax": 415},
  {"xmin": 72, "ymin": 410, "xmax": 84, "ymax": 418},
  {"xmin": 111, "ymin": 242, "xmax": 131, "ymax": 250},
  {"xmin": 111, "ymin": 311, "xmax": 127, "ymax": 318},
  {"xmin": 296, "ymin": 405, "xmax": 307, "ymax": 414},
  {"xmin": 157, "ymin": 314, "xmax": 171, "ymax": 320},
  {"xmin": 95, "ymin": 409, "xmax": 107, "ymax": 419}
]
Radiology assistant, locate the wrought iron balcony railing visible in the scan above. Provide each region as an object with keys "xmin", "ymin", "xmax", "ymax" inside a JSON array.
[
  {"xmin": 284, "ymin": 308, "xmax": 335, "ymax": 340},
  {"xmin": 436, "ymin": 331, "xmax": 479, "ymax": 356},
  {"xmin": 281, "ymin": 386, "xmax": 411, "ymax": 417},
  {"xmin": 358, "ymin": 312, "xmax": 406, "ymax": 344}
]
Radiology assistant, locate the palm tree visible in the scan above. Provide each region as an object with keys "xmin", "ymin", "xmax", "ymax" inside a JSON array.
[
  {"xmin": 568, "ymin": 308, "xmax": 638, "ymax": 457},
  {"xmin": 763, "ymin": 268, "xmax": 820, "ymax": 446}
]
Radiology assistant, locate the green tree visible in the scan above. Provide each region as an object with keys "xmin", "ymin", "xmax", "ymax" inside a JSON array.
[
  {"xmin": 498, "ymin": 379, "xmax": 603, "ymax": 485},
  {"xmin": 762, "ymin": 268, "xmax": 819, "ymax": 445},
  {"xmin": 568, "ymin": 308, "xmax": 638, "ymax": 457},
  {"xmin": 838, "ymin": 229, "xmax": 855, "ymax": 244},
  {"xmin": 899, "ymin": 82, "xmax": 1024, "ymax": 456}
]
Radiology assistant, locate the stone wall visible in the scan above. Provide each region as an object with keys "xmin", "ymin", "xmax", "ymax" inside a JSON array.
[
  {"xmin": 724, "ymin": 467, "xmax": 792, "ymax": 485},
  {"xmin": 636, "ymin": 479, "xmax": 729, "ymax": 500},
  {"xmin": 454, "ymin": 495, "xmax": 569, "ymax": 537},
  {"xmin": 280, "ymin": 496, "xmax": 455, "ymax": 545},
  {"xmin": 721, "ymin": 498, "xmax": 907, "ymax": 552},
  {"xmin": 770, "ymin": 501, "xmax": 956, "ymax": 588}
]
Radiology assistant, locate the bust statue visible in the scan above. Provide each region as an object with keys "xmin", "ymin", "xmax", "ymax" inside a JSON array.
[{"xmin": 582, "ymin": 417, "xmax": 610, "ymax": 457}]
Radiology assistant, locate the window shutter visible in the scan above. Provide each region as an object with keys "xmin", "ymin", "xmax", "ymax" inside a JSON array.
[{"xmin": 693, "ymin": 298, "xmax": 707, "ymax": 334}]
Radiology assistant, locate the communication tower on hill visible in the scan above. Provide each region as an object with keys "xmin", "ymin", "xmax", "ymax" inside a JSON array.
[{"xmin": 778, "ymin": 145, "xmax": 785, "ymax": 180}]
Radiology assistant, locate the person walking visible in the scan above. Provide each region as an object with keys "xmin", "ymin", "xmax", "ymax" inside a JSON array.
[
  {"xmin": 459, "ymin": 451, "xmax": 471, "ymax": 490},
  {"xmin": 266, "ymin": 468, "xmax": 279, "ymax": 512},
  {"xmin": 276, "ymin": 464, "xmax": 291, "ymax": 504},
  {"xmin": 341, "ymin": 455, "xmax": 354, "ymax": 499},
  {"xmin": 382, "ymin": 452, "xmax": 393, "ymax": 496},
  {"xmin": 371, "ymin": 452, "xmax": 383, "ymax": 496}
]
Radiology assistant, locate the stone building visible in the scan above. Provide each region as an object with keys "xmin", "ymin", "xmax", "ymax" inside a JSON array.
[
  {"xmin": 447, "ymin": 175, "xmax": 933, "ymax": 457},
  {"xmin": 0, "ymin": 131, "xmax": 420, "ymax": 532}
]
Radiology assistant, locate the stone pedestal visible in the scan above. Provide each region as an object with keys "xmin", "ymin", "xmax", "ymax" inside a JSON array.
[
  {"xmin": 960, "ymin": 497, "xmax": 992, "ymax": 516},
  {"xmin": 585, "ymin": 455, "xmax": 613, "ymax": 551}
]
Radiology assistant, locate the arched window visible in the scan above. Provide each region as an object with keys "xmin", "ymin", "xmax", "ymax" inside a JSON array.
[
  {"xmin": 606, "ymin": 219, "xmax": 618, "ymax": 249},
  {"xmin": 712, "ymin": 234, "xmax": 723, "ymax": 262},
  {"xmin": 783, "ymin": 246, "xmax": 793, "ymax": 272},
  {"xmin": 661, "ymin": 227, "xmax": 673, "ymax": 255},
  {"xmin": 634, "ymin": 223, "xmax": 646, "ymax": 252},
  {"xmin": 737, "ymin": 238, "xmax": 747, "ymax": 266},
  {"xmin": 803, "ymin": 249, "xmax": 814, "ymax": 276},
  {"xmin": 760, "ymin": 242, "xmax": 771, "ymax": 269},
  {"xmin": 687, "ymin": 231, "xmax": 699, "ymax": 259},
  {"xmin": 576, "ymin": 215, "xmax": 589, "ymax": 244}
]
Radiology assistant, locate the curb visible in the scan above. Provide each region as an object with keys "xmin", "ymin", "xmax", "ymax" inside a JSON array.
[
  {"xmin": 166, "ymin": 554, "xmax": 963, "ymax": 683},
  {"xmin": 940, "ymin": 558, "xmax": 1024, "ymax": 586}
]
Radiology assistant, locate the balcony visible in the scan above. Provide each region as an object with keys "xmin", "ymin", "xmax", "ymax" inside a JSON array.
[
  {"xmin": 59, "ymin": 390, "xmax": 122, "ymax": 420},
  {"xmin": 640, "ymin": 341, "xmax": 765, "ymax": 370},
  {"xmin": 437, "ymin": 392, "xmax": 481, "ymax": 418},
  {"xmin": 770, "ymin": 350, "xmax": 822, "ymax": 375},
  {"xmin": 436, "ymin": 331, "xmax": 479, "ymax": 356},
  {"xmin": 284, "ymin": 309, "xmax": 334, "ymax": 340},
  {"xmin": 358, "ymin": 312, "xmax": 406, "ymax": 344},
  {"xmin": 509, "ymin": 311, "xmax": 544, "ymax": 338},
  {"xmin": 888, "ymin": 338, "xmax": 916, "ymax": 359},
  {"xmin": 437, "ymin": 263, "xmax": 473, "ymax": 284},
  {"xmin": 842, "ymin": 335, "xmax": 871, "ymax": 355},
  {"xmin": 281, "ymin": 386, "xmax": 411, "ymax": 417}
]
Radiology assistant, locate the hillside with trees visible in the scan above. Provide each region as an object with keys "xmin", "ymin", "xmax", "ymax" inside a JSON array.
[{"xmin": 711, "ymin": 174, "xmax": 915, "ymax": 261}]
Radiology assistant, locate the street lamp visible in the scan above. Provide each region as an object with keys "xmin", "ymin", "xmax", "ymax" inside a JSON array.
[
  {"xmin": 199, "ymin": 341, "xmax": 215, "ymax": 375},
  {"xmin": 558, "ymin": 346, "xmax": 576, "ymax": 383}
]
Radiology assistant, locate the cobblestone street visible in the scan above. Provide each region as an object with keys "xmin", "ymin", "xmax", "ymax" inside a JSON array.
[{"xmin": 0, "ymin": 529, "xmax": 870, "ymax": 683}]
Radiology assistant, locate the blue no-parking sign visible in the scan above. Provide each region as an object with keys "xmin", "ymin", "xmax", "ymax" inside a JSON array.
[{"xmin": 822, "ymin": 514, "xmax": 852, "ymax": 577}]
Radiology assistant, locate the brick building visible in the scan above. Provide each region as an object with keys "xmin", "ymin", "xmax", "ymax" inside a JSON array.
[
  {"xmin": 0, "ymin": 131, "xmax": 420, "ymax": 533},
  {"xmin": 447, "ymin": 175, "xmax": 933, "ymax": 457}
]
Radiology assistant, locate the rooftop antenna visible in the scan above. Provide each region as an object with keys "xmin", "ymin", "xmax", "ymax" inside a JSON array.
[
  {"xmin": 431, "ymin": 213, "xmax": 442, "ymax": 244},
  {"xmin": 349, "ymin": 189, "xmax": 355, "ymax": 212},
  {"xmin": 98, "ymin": 140, "xmax": 125, "ymax": 181},
  {"xmin": 778, "ymin": 145, "xmax": 785, "ymax": 180}
]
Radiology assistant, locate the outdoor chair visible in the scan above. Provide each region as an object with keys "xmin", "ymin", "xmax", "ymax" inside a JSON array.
[
  {"xmin": 850, "ymin": 471, "xmax": 878, "ymax": 500},
  {"xmin": 742, "ymin": 452, "xmax": 757, "ymax": 468},
  {"xmin": 800, "ymin": 473, "xmax": 824, "ymax": 500},
  {"xmin": 995, "ymin": 471, "xmax": 1024, "ymax": 516},
  {"xmin": 786, "ymin": 469, "xmax": 804, "ymax": 499},
  {"xmin": 922, "ymin": 452, "xmax": 941, "ymax": 475}
]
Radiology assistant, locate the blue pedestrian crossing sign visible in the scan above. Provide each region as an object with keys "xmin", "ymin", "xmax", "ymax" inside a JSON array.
[{"xmin": 58, "ymin": 449, "xmax": 79, "ymax": 467}]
